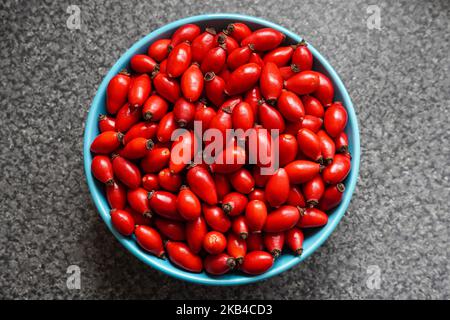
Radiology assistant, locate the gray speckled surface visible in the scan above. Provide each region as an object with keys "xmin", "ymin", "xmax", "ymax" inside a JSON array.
[{"xmin": 0, "ymin": 0, "xmax": 449, "ymax": 299}]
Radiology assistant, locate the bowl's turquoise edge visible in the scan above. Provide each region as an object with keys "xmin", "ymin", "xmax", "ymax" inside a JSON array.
[{"xmin": 83, "ymin": 13, "xmax": 360, "ymax": 286}]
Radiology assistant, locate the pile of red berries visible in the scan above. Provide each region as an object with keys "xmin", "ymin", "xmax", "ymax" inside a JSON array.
[{"xmin": 90, "ymin": 22, "xmax": 351, "ymax": 275}]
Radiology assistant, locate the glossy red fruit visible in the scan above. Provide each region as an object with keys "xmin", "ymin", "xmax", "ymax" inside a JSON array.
[
  {"xmin": 319, "ymin": 183, "xmax": 345, "ymax": 211},
  {"xmin": 334, "ymin": 132, "xmax": 349, "ymax": 153},
  {"xmin": 297, "ymin": 128, "xmax": 322, "ymax": 162},
  {"xmin": 98, "ymin": 114, "xmax": 116, "ymax": 132},
  {"xmin": 153, "ymin": 72, "xmax": 180, "ymax": 103},
  {"xmin": 264, "ymin": 206, "xmax": 301, "ymax": 232},
  {"xmin": 284, "ymin": 120, "xmax": 303, "ymax": 136},
  {"xmin": 229, "ymin": 169, "xmax": 255, "ymax": 194},
  {"xmin": 250, "ymin": 126, "xmax": 273, "ymax": 168},
  {"xmin": 214, "ymin": 174, "xmax": 231, "ymax": 201},
  {"xmin": 170, "ymin": 24, "xmax": 201, "ymax": 48},
  {"xmin": 115, "ymin": 103, "xmax": 141, "ymax": 133},
  {"xmin": 91, "ymin": 155, "xmax": 114, "ymax": 184},
  {"xmin": 167, "ymin": 42, "xmax": 191, "ymax": 78},
  {"xmin": 225, "ymin": 63, "xmax": 261, "ymax": 95},
  {"xmin": 202, "ymin": 204, "xmax": 231, "ymax": 233},
  {"xmin": 127, "ymin": 188, "xmax": 152, "ymax": 217},
  {"xmin": 128, "ymin": 74, "xmax": 151, "ymax": 108},
  {"xmin": 241, "ymin": 28, "xmax": 285, "ymax": 51},
  {"xmin": 148, "ymin": 38, "xmax": 171, "ymax": 62},
  {"xmin": 106, "ymin": 181, "xmax": 126, "ymax": 209},
  {"xmin": 207, "ymin": 106, "xmax": 232, "ymax": 137},
  {"xmin": 155, "ymin": 218, "xmax": 185, "ymax": 241},
  {"xmin": 301, "ymin": 115, "xmax": 323, "ymax": 133},
  {"xmin": 279, "ymin": 134, "xmax": 298, "ymax": 167},
  {"xmin": 215, "ymin": 32, "xmax": 239, "ymax": 53},
  {"xmin": 248, "ymin": 189, "xmax": 266, "ymax": 203},
  {"xmin": 148, "ymin": 190, "xmax": 182, "ymax": 221},
  {"xmin": 191, "ymin": 28, "xmax": 216, "ymax": 60},
  {"xmin": 259, "ymin": 101, "xmax": 286, "ymax": 132},
  {"xmin": 284, "ymin": 160, "xmax": 322, "ymax": 184},
  {"xmin": 246, "ymin": 233, "xmax": 264, "ymax": 252},
  {"xmin": 120, "ymin": 137, "xmax": 154, "ymax": 159},
  {"xmin": 313, "ymin": 72, "xmax": 334, "ymax": 106},
  {"xmin": 221, "ymin": 96, "xmax": 243, "ymax": 112},
  {"xmin": 232, "ymin": 216, "xmax": 249, "ymax": 240},
  {"xmin": 285, "ymin": 71, "xmax": 319, "ymax": 95},
  {"xmin": 110, "ymin": 209, "xmax": 135, "ymax": 236},
  {"xmin": 169, "ymin": 130, "xmax": 196, "ymax": 174},
  {"xmin": 210, "ymin": 143, "xmax": 246, "ymax": 174},
  {"xmin": 244, "ymin": 86, "xmax": 262, "ymax": 119},
  {"xmin": 204, "ymin": 253, "xmax": 236, "ymax": 275},
  {"xmin": 130, "ymin": 54, "xmax": 158, "ymax": 73},
  {"xmin": 287, "ymin": 186, "xmax": 306, "ymax": 207},
  {"xmin": 249, "ymin": 52, "xmax": 265, "ymax": 68},
  {"xmin": 279, "ymin": 64, "xmax": 300, "ymax": 80},
  {"xmin": 301, "ymin": 95, "xmax": 324, "ymax": 118},
  {"xmin": 265, "ymin": 168, "xmax": 290, "ymax": 207},
  {"xmin": 90, "ymin": 131, "xmax": 123, "ymax": 154},
  {"xmin": 141, "ymin": 147, "xmax": 170, "ymax": 173},
  {"xmin": 195, "ymin": 103, "xmax": 217, "ymax": 132},
  {"xmin": 222, "ymin": 192, "xmax": 248, "ymax": 216},
  {"xmin": 322, "ymin": 154, "xmax": 351, "ymax": 184},
  {"xmin": 278, "ymin": 90, "xmax": 305, "ymax": 122},
  {"xmin": 177, "ymin": 186, "xmax": 201, "ymax": 221},
  {"xmin": 158, "ymin": 168, "xmax": 182, "ymax": 192},
  {"xmin": 292, "ymin": 41, "xmax": 313, "ymax": 71},
  {"xmin": 302, "ymin": 174, "xmax": 325, "ymax": 206},
  {"xmin": 263, "ymin": 46, "xmax": 294, "ymax": 67},
  {"xmin": 106, "ymin": 71, "xmax": 131, "ymax": 115},
  {"xmin": 127, "ymin": 206, "xmax": 151, "ymax": 226},
  {"xmin": 156, "ymin": 112, "xmax": 177, "ymax": 143},
  {"xmin": 158, "ymin": 59, "xmax": 167, "ymax": 73},
  {"xmin": 201, "ymin": 47, "xmax": 226, "ymax": 74},
  {"xmin": 185, "ymin": 216, "xmax": 207, "ymax": 253},
  {"xmin": 225, "ymin": 22, "xmax": 252, "ymax": 42},
  {"xmin": 241, "ymin": 251, "xmax": 274, "ymax": 275},
  {"xmin": 252, "ymin": 166, "xmax": 270, "ymax": 187},
  {"xmin": 135, "ymin": 225, "xmax": 165, "ymax": 257},
  {"xmin": 204, "ymin": 72, "xmax": 226, "ymax": 107},
  {"xmin": 285, "ymin": 228, "xmax": 304, "ymax": 255},
  {"xmin": 297, "ymin": 207, "xmax": 328, "ymax": 228},
  {"xmin": 142, "ymin": 95, "xmax": 169, "ymax": 121},
  {"xmin": 173, "ymin": 98, "xmax": 195, "ymax": 127},
  {"xmin": 260, "ymin": 62, "xmax": 283, "ymax": 104},
  {"xmin": 181, "ymin": 64, "xmax": 204, "ymax": 102},
  {"xmin": 112, "ymin": 154, "xmax": 141, "ymax": 189},
  {"xmin": 123, "ymin": 122, "xmax": 157, "ymax": 145},
  {"xmin": 227, "ymin": 233, "xmax": 247, "ymax": 264},
  {"xmin": 218, "ymin": 68, "xmax": 231, "ymax": 82},
  {"xmin": 324, "ymin": 102, "xmax": 348, "ymax": 137},
  {"xmin": 142, "ymin": 174, "xmax": 160, "ymax": 191},
  {"xmin": 264, "ymin": 232, "xmax": 285, "ymax": 258},
  {"xmin": 166, "ymin": 241, "xmax": 203, "ymax": 272},
  {"xmin": 245, "ymin": 200, "xmax": 267, "ymax": 233},
  {"xmin": 203, "ymin": 231, "xmax": 227, "ymax": 254},
  {"xmin": 186, "ymin": 165, "xmax": 218, "ymax": 205},
  {"xmin": 317, "ymin": 130, "xmax": 336, "ymax": 164},
  {"xmin": 226, "ymin": 45, "xmax": 253, "ymax": 70}
]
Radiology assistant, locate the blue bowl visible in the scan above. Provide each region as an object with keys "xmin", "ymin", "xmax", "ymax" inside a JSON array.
[{"xmin": 83, "ymin": 13, "xmax": 360, "ymax": 285}]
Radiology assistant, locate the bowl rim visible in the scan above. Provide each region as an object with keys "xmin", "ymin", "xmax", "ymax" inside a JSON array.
[{"xmin": 83, "ymin": 13, "xmax": 360, "ymax": 286}]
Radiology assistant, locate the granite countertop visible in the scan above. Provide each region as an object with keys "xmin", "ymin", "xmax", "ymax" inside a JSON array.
[{"xmin": 0, "ymin": 0, "xmax": 448, "ymax": 299}]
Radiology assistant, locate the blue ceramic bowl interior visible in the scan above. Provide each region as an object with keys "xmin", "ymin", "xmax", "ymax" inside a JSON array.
[{"xmin": 83, "ymin": 13, "xmax": 360, "ymax": 285}]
